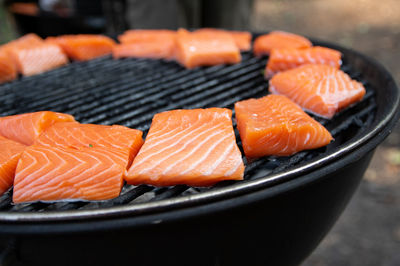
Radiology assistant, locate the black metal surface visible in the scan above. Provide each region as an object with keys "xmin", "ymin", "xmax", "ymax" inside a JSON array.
[
  {"xmin": 0, "ymin": 38, "xmax": 398, "ymax": 225},
  {"xmin": 0, "ymin": 144, "xmax": 381, "ymax": 266}
]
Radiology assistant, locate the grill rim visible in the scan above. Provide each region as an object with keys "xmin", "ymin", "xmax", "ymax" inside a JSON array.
[
  {"xmin": 0, "ymin": 36, "xmax": 398, "ymax": 224},
  {"xmin": 0, "ymin": 143, "xmax": 377, "ymax": 235}
]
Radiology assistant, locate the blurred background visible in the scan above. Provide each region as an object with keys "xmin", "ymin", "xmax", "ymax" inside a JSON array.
[{"xmin": 1, "ymin": 0, "xmax": 399, "ymax": 265}]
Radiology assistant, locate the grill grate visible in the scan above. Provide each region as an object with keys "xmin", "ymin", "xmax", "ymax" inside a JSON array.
[{"xmin": 0, "ymin": 51, "xmax": 376, "ymax": 213}]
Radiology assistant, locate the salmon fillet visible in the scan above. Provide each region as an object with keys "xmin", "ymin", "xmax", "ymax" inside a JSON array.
[
  {"xmin": 0, "ymin": 33, "xmax": 45, "ymax": 76},
  {"xmin": 253, "ymin": 31, "xmax": 312, "ymax": 57},
  {"xmin": 265, "ymin": 46, "xmax": 342, "ymax": 78},
  {"xmin": 235, "ymin": 95, "xmax": 333, "ymax": 158},
  {"xmin": 0, "ymin": 33, "xmax": 43, "ymax": 52},
  {"xmin": 9, "ymin": 43, "xmax": 68, "ymax": 76},
  {"xmin": 230, "ymin": 31, "xmax": 252, "ymax": 51},
  {"xmin": 175, "ymin": 29, "xmax": 241, "ymax": 69},
  {"xmin": 35, "ymin": 122, "xmax": 144, "ymax": 169},
  {"xmin": 126, "ymin": 108, "xmax": 244, "ymax": 187},
  {"xmin": 118, "ymin": 29, "xmax": 176, "ymax": 44},
  {"xmin": 112, "ymin": 42, "xmax": 175, "ymax": 60},
  {"xmin": 47, "ymin": 34, "xmax": 116, "ymax": 61},
  {"xmin": 0, "ymin": 50, "xmax": 17, "ymax": 84},
  {"xmin": 13, "ymin": 145, "xmax": 125, "ymax": 203},
  {"xmin": 269, "ymin": 64, "xmax": 366, "ymax": 119},
  {"xmin": 0, "ymin": 136, "xmax": 26, "ymax": 195},
  {"xmin": 0, "ymin": 111, "xmax": 76, "ymax": 145},
  {"xmin": 114, "ymin": 29, "xmax": 177, "ymax": 59},
  {"xmin": 194, "ymin": 28, "xmax": 252, "ymax": 51}
]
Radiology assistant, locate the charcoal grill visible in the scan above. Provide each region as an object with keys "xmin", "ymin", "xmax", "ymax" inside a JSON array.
[{"xmin": 0, "ymin": 35, "xmax": 399, "ymax": 266}]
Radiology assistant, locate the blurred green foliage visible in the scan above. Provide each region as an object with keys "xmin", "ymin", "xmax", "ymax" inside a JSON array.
[{"xmin": 0, "ymin": 3, "xmax": 16, "ymax": 44}]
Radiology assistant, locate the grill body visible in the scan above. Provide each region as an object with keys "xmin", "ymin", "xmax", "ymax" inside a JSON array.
[
  {"xmin": 0, "ymin": 35, "xmax": 399, "ymax": 266},
  {"xmin": 2, "ymin": 149, "xmax": 374, "ymax": 266}
]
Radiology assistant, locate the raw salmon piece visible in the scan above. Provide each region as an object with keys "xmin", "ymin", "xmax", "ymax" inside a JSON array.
[
  {"xmin": 269, "ymin": 64, "xmax": 366, "ymax": 119},
  {"xmin": 253, "ymin": 31, "xmax": 312, "ymax": 57},
  {"xmin": 230, "ymin": 31, "xmax": 252, "ymax": 51},
  {"xmin": 265, "ymin": 46, "xmax": 342, "ymax": 78},
  {"xmin": 13, "ymin": 145, "xmax": 125, "ymax": 203},
  {"xmin": 0, "ymin": 33, "xmax": 44, "ymax": 59},
  {"xmin": 114, "ymin": 29, "xmax": 177, "ymax": 59},
  {"xmin": 0, "ymin": 33, "xmax": 44, "ymax": 75},
  {"xmin": 0, "ymin": 50, "xmax": 17, "ymax": 84},
  {"xmin": 126, "ymin": 108, "xmax": 244, "ymax": 187},
  {"xmin": 0, "ymin": 136, "xmax": 26, "ymax": 195},
  {"xmin": 0, "ymin": 33, "xmax": 43, "ymax": 51},
  {"xmin": 194, "ymin": 29, "xmax": 252, "ymax": 51},
  {"xmin": 175, "ymin": 29, "xmax": 241, "ymax": 69},
  {"xmin": 0, "ymin": 111, "xmax": 76, "ymax": 145},
  {"xmin": 235, "ymin": 95, "xmax": 333, "ymax": 158},
  {"xmin": 9, "ymin": 43, "xmax": 68, "ymax": 76},
  {"xmin": 112, "ymin": 42, "xmax": 175, "ymax": 60},
  {"xmin": 35, "ymin": 122, "xmax": 144, "ymax": 169},
  {"xmin": 47, "ymin": 34, "xmax": 116, "ymax": 61},
  {"xmin": 118, "ymin": 29, "xmax": 176, "ymax": 44}
]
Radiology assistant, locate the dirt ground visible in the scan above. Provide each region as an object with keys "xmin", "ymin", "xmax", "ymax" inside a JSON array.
[{"xmin": 252, "ymin": 0, "xmax": 400, "ymax": 265}]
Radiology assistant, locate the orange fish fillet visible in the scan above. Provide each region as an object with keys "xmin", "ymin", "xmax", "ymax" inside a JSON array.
[
  {"xmin": 35, "ymin": 122, "xmax": 144, "ymax": 169},
  {"xmin": 0, "ymin": 50, "xmax": 17, "ymax": 84},
  {"xmin": 265, "ymin": 46, "xmax": 342, "ymax": 78},
  {"xmin": 175, "ymin": 29, "xmax": 241, "ymax": 69},
  {"xmin": 0, "ymin": 111, "xmax": 76, "ymax": 145},
  {"xmin": 0, "ymin": 33, "xmax": 45, "ymax": 76},
  {"xmin": 126, "ymin": 108, "xmax": 244, "ymax": 187},
  {"xmin": 114, "ymin": 29, "xmax": 177, "ymax": 59},
  {"xmin": 269, "ymin": 64, "xmax": 366, "ymax": 119},
  {"xmin": 235, "ymin": 95, "xmax": 333, "ymax": 158},
  {"xmin": 13, "ymin": 145, "xmax": 125, "ymax": 203},
  {"xmin": 0, "ymin": 33, "xmax": 43, "ymax": 52},
  {"xmin": 230, "ymin": 31, "xmax": 252, "ymax": 51},
  {"xmin": 9, "ymin": 43, "xmax": 68, "ymax": 76},
  {"xmin": 118, "ymin": 29, "xmax": 176, "ymax": 44},
  {"xmin": 47, "ymin": 34, "xmax": 116, "ymax": 61},
  {"xmin": 194, "ymin": 29, "xmax": 252, "ymax": 51},
  {"xmin": 253, "ymin": 31, "xmax": 312, "ymax": 57},
  {"xmin": 0, "ymin": 136, "xmax": 26, "ymax": 195},
  {"xmin": 112, "ymin": 42, "xmax": 175, "ymax": 60}
]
